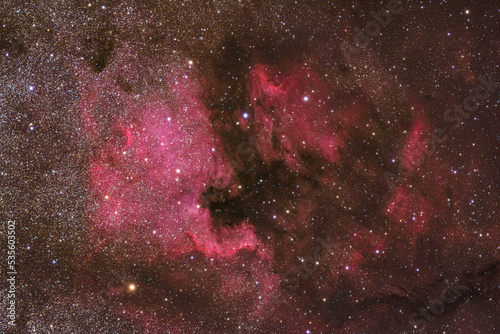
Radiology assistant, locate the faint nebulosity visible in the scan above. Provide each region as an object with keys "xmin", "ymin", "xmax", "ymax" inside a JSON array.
[{"xmin": 0, "ymin": 0, "xmax": 499, "ymax": 333}]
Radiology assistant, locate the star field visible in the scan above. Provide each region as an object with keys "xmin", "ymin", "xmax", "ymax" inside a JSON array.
[{"xmin": 0, "ymin": 1, "xmax": 499, "ymax": 333}]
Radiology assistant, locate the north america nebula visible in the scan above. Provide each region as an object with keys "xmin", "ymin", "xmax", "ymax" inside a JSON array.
[{"xmin": 0, "ymin": 0, "xmax": 499, "ymax": 333}]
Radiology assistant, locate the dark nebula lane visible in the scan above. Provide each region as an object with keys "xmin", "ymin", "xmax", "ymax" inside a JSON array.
[{"xmin": 1, "ymin": 1, "xmax": 499, "ymax": 333}]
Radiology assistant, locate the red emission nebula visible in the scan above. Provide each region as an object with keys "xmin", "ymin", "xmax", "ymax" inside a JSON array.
[{"xmin": 0, "ymin": 1, "xmax": 499, "ymax": 333}]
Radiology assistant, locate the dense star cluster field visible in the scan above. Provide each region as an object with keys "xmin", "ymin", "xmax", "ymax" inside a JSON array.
[{"xmin": 0, "ymin": 0, "xmax": 499, "ymax": 333}]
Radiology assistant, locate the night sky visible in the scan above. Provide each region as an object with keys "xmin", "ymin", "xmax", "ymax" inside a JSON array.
[{"xmin": 0, "ymin": 0, "xmax": 499, "ymax": 333}]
